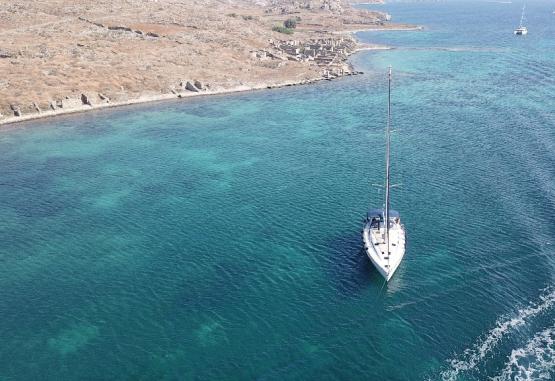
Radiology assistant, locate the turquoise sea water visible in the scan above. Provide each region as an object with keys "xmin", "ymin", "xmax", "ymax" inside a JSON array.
[{"xmin": 1, "ymin": 1, "xmax": 555, "ymax": 379}]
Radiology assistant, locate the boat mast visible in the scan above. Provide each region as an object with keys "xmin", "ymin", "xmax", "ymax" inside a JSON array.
[
  {"xmin": 384, "ymin": 66, "xmax": 392, "ymax": 267},
  {"xmin": 520, "ymin": 4, "xmax": 526, "ymax": 27}
]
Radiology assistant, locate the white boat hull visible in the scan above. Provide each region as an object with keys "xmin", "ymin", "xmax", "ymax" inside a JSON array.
[{"xmin": 362, "ymin": 219, "xmax": 406, "ymax": 281}]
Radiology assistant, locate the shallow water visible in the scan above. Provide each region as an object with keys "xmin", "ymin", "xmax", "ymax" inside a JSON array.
[{"xmin": 1, "ymin": 1, "xmax": 554, "ymax": 379}]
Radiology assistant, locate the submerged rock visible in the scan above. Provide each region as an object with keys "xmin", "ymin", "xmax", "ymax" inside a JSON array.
[{"xmin": 48, "ymin": 323, "xmax": 99, "ymax": 356}]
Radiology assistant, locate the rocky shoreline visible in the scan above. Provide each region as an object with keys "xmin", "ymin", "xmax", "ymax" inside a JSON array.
[
  {"xmin": 0, "ymin": 72, "xmax": 366, "ymax": 127},
  {"xmin": 0, "ymin": 51, "xmax": 369, "ymax": 127}
]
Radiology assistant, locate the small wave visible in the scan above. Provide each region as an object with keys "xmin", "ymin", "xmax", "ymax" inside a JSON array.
[
  {"xmin": 440, "ymin": 287, "xmax": 555, "ymax": 381},
  {"xmin": 492, "ymin": 325, "xmax": 555, "ymax": 381}
]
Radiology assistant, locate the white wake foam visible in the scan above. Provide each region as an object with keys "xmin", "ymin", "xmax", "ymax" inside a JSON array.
[
  {"xmin": 440, "ymin": 287, "xmax": 555, "ymax": 381},
  {"xmin": 492, "ymin": 325, "xmax": 555, "ymax": 381}
]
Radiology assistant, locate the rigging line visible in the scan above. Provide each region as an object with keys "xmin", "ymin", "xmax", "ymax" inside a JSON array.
[{"xmin": 378, "ymin": 274, "xmax": 388, "ymax": 296}]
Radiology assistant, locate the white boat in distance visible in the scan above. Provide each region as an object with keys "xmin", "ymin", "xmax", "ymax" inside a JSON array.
[
  {"xmin": 362, "ymin": 67, "xmax": 406, "ymax": 281},
  {"xmin": 514, "ymin": 4, "xmax": 528, "ymax": 35}
]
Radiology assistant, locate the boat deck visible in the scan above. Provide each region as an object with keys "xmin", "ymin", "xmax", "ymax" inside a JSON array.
[
  {"xmin": 363, "ymin": 220, "xmax": 406, "ymax": 280},
  {"xmin": 370, "ymin": 226, "xmax": 403, "ymax": 260}
]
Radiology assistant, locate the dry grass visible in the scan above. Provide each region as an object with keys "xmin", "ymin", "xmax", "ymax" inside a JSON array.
[{"xmin": 0, "ymin": 0, "xmax": 400, "ymax": 119}]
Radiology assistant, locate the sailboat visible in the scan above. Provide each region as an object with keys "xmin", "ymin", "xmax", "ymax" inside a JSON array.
[
  {"xmin": 514, "ymin": 4, "xmax": 528, "ymax": 35},
  {"xmin": 362, "ymin": 67, "xmax": 406, "ymax": 281}
]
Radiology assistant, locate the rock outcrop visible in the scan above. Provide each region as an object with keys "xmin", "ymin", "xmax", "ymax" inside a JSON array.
[
  {"xmin": 81, "ymin": 93, "xmax": 92, "ymax": 106},
  {"xmin": 108, "ymin": 26, "xmax": 133, "ymax": 32},
  {"xmin": 10, "ymin": 104, "xmax": 21, "ymax": 117},
  {"xmin": 0, "ymin": 50, "xmax": 12, "ymax": 59},
  {"xmin": 98, "ymin": 93, "xmax": 110, "ymax": 103},
  {"xmin": 185, "ymin": 81, "xmax": 200, "ymax": 92}
]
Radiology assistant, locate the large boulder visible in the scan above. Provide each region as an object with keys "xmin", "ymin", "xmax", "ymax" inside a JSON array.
[
  {"xmin": 81, "ymin": 93, "xmax": 92, "ymax": 106},
  {"xmin": 98, "ymin": 93, "xmax": 110, "ymax": 103},
  {"xmin": 185, "ymin": 81, "xmax": 199, "ymax": 92},
  {"xmin": 194, "ymin": 80, "xmax": 203, "ymax": 90},
  {"xmin": 10, "ymin": 104, "xmax": 21, "ymax": 117}
]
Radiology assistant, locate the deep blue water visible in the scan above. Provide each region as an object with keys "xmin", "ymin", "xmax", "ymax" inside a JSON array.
[{"xmin": 1, "ymin": 1, "xmax": 555, "ymax": 380}]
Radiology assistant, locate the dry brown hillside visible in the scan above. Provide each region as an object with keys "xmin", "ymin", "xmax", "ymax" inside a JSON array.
[{"xmin": 0, "ymin": 0, "xmax": 407, "ymax": 121}]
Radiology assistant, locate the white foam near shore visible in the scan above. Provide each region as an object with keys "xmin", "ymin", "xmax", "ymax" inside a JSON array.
[
  {"xmin": 440, "ymin": 287, "xmax": 555, "ymax": 381},
  {"xmin": 492, "ymin": 324, "xmax": 555, "ymax": 381}
]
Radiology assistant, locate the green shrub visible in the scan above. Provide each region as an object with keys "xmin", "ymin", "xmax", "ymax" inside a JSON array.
[
  {"xmin": 284, "ymin": 18, "xmax": 297, "ymax": 29},
  {"xmin": 272, "ymin": 25, "xmax": 294, "ymax": 35}
]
